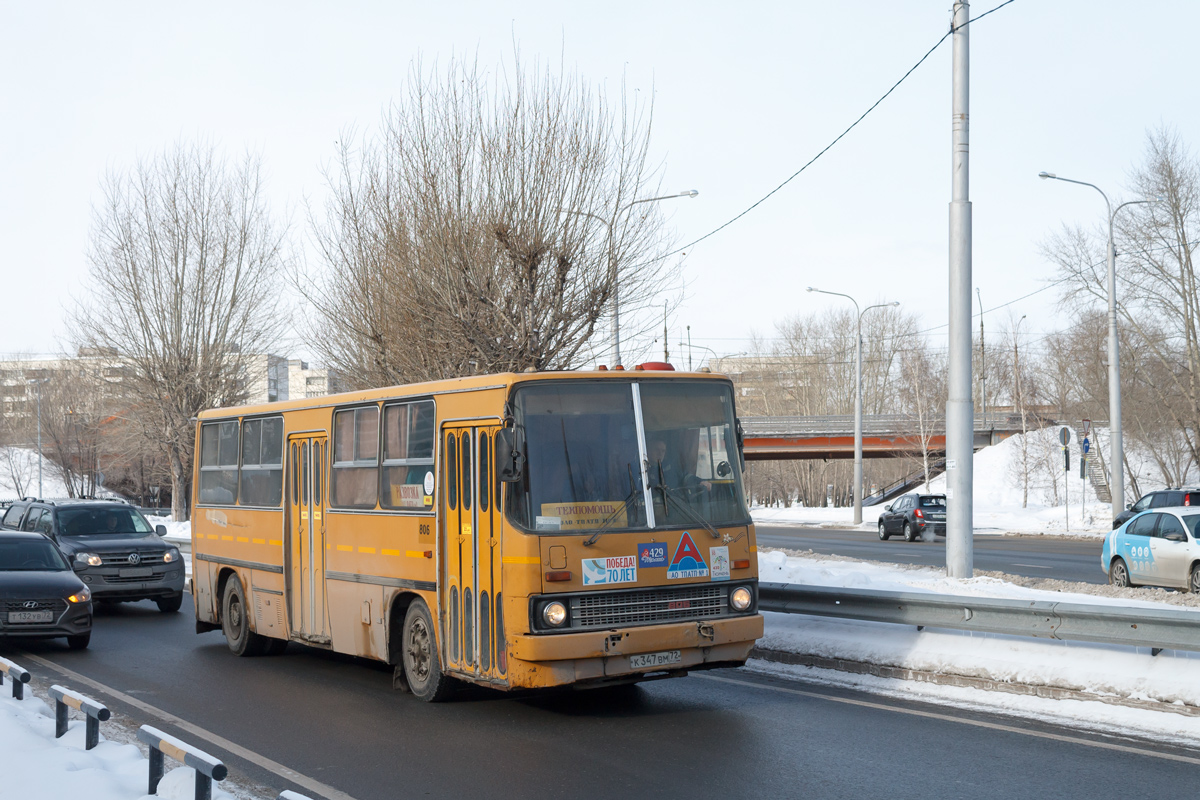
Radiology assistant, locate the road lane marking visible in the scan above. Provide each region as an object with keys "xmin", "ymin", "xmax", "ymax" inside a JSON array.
[
  {"xmin": 18, "ymin": 652, "xmax": 359, "ymax": 800},
  {"xmin": 1012, "ymin": 563, "xmax": 1053, "ymax": 569},
  {"xmin": 694, "ymin": 673, "xmax": 1200, "ymax": 766}
]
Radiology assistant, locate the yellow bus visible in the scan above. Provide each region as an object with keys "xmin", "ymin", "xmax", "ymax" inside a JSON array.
[{"xmin": 190, "ymin": 365, "xmax": 763, "ymax": 700}]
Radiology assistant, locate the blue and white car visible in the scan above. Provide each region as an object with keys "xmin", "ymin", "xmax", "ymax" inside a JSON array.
[{"xmin": 1102, "ymin": 507, "xmax": 1200, "ymax": 592}]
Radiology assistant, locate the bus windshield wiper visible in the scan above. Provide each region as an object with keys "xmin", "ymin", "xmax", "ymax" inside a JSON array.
[
  {"xmin": 583, "ymin": 465, "xmax": 639, "ymax": 546},
  {"xmin": 656, "ymin": 482, "xmax": 722, "ymax": 540}
]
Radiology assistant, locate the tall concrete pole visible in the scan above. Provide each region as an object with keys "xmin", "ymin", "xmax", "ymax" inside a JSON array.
[
  {"xmin": 35, "ymin": 381, "xmax": 44, "ymax": 499},
  {"xmin": 853, "ymin": 325, "xmax": 863, "ymax": 524},
  {"xmin": 946, "ymin": 0, "xmax": 974, "ymax": 578},
  {"xmin": 1106, "ymin": 234, "xmax": 1122, "ymax": 516}
]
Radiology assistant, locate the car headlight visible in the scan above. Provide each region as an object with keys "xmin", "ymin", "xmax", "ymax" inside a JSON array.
[
  {"xmin": 67, "ymin": 587, "xmax": 92, "ymax": 604},
  {"xmin": 75, "ymin": 552, "xmax": 102, "ymax": 567},
  {"xmin": 730, "ymin": 586, "xmax": 753, "ymax": 611},
  {"xmin": 163, "ymin": 548, "xmax": 181, "ymax": 563},
  {"xmin": 541, "ymin": 601, "xmax": 568, "ymax": 627}
]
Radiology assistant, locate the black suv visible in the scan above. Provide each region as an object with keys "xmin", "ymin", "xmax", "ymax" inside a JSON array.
[
  {"xmin": 0, "ymin": 499, "xmax": 184, "ymax": 612},
  {"xmin": 878, "ymin": 493, "xmax": 947, "ymax": 541},
  {"xmin": 1112, "ymin": 488, "xmax": 1200, "ymax": 529}
]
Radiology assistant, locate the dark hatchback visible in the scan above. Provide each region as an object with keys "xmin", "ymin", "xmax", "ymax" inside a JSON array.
[
  {"xmin": 878, "ymin": 493, "xmax": 947, "ymax": 541},
  {"xmin": 1, "ymin": 500, "xmax": 184, "ymax": 612},
  {"xmin": 1112, "ymin": 488, "xmax": 1200, "ymax": 530},
  {"xmin": 0, "ymin": 530, "xmax": 93, "ymax": 649}
]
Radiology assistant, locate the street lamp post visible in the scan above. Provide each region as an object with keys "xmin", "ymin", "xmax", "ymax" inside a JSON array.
[
  {"xmin": 807, "ymin": 288, "xmax": 900, "ymax": 524},
  {"xmin": 1038, "ymin": 171, "xmax": 1158, "ymax": 520},
  {"xmin": 561, "ymin": 190, "xmax": 698, "ymax": 367},
  {"xmin": 28, "ymin": 378, "xmax": 47, "ymax": 499}
]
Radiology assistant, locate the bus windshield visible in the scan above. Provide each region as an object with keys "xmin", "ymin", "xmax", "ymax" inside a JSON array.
[{"xmin": 511, "ymin": 380, "xmax": 749, "ymax": 532}]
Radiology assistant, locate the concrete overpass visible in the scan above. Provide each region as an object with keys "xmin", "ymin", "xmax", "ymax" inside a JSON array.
[{"xmin": 740, "ymin": 414, "xmax": 1047, "ymax": 461}]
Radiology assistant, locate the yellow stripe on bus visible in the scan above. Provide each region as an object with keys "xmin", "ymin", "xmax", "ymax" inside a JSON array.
[
  {"xmin": 337, "ymin": 545, "xmax": 353, "ymax": 552},
  {"xmin": 236, "ymin": 537, "xmax": 249, "ymax": 543},
  {"xmin": 221, "ymin": 536, "xmax": 234, "ymax": 541},
  {"xmin": 502, "ymin": 556, "xmax": 541, "ymax": 565},
  {"xmin": 382, "ymin": 549, "xmax": 401, "ymax": 557},
  {"xmin": 405, "ymin": 550, "xmax": 427, "ymax": 559},
  {"xmin": 359, "ymin": 547, "xmax": 376, "ymax": 554},
  {"xmin": 252, "ymin": 538, "xmax": 265, "ymax": 544},
  {"xmin": 268, "ymin": 540, "xmax": 282, "ymax": 546},
  {"xmin": 750, "ymin": 546, "xmax": 758, "ymax": 552}
]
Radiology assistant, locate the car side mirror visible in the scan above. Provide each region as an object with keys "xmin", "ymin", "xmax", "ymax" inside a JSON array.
[
  {"xmin": 1126, "ymin": 503, "xmax": 1133, "ymax": 510},
  {"xmin": 1165, "ymin": 531, "xmax": 1186, "ymax": 542},
  {"xmin": 155, "ymin": 524, "xmax": 167, "ymax": 537},
  {"xmin": 72, "ymin": 560, "xmax": 86, "ymax": 572},
  {"xmin": 495, "ymin": 428, "xmax": 524, "ymax": 484},
  {"xmin": 884, "ymin": 504, "xmax": 892, "ymax": 512}
]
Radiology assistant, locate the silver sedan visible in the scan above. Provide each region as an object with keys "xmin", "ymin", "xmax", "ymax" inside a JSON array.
[{"xmin": 1102, "ymin": 506, "xmax": 1200, "ymax": 592}]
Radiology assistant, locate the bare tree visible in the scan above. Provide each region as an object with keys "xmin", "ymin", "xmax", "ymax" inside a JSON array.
[
  {"xmin": 302, "ymin": 57, "xmax": 676, "ymax": 387},
  {"xmin": 70, "ymin": 143, "xmax": 288, "ymax": 519}
]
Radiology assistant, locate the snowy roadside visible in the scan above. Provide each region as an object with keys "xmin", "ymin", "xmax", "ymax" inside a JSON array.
[
  {"xmin": 0, "ymin": 681, "xmax": 247, "ymax": 800},
  {"xmin": 756, "ymin": 548, "xmax": 1200, "ymax": 747}
]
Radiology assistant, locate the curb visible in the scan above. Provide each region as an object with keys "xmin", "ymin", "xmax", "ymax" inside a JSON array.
[{"xmin": 749, "ymin": 646, "xmax": 1200, "ymax": 718}]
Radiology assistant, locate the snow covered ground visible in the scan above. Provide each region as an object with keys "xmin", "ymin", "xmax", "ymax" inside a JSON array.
[
  {"xmin": 755, "ymin": 548, "xmax": 1200, "ymax": 747},
  {"xmin": 754, "ymin": 428, "xmax": 1115, "ymax": 536},
  {"xmin": 0, "ymin": 446, "xmax": 125, "ymax": 502},
  {"xmin": 0, "ymin": 686, "xmax": 240, "ymax": 800}
]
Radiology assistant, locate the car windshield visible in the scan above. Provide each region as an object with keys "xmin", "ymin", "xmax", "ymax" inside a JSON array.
[
  {"xmin": 57, "ymin": 507, "xmax": 153, "ymax": 536},
  {"xmin": 510, "ymin": 380, "xmax": 749, "ymax": 532},
  {"xmin": 1182, "ymin": 514, "xmax": 1200, "ymax": 540},
  {"xmin": 919, "ymin": 497, "xmax": 946, "ymax": 507},
  {"xmin": 0, "ymin": 540, "xmax": 69, "ymax": 571}
]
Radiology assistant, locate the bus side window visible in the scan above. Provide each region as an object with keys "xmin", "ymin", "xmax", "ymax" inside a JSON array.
[
  {"xmin": 461, "ymin": 432, "xmax": 473, "ymax": 511},
  {"xmin": 291, "ymin": 443, "xmax": 299, "ymax": 505},
  {"xmin": 479, "ymin": 432, "xmax": 490, "ymax": 513},
  {"xmin": 447, "ymin": 433, "xmax": 458, "ymax": 510},
  {"xmin": 314, "ymin": 441, "xmax": 323, "ymax": 505}
]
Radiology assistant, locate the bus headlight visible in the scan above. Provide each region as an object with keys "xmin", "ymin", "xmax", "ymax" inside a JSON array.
[
  {"xmin": 75, "ymin": 552, "xmax": 102, "ymax": 568},
  {"xmin": 542, "ymin": 601, "xmax": 568, "ymax": 627},
  {"xmin": 163, "ymin": 548, "xmax": 181, "ymax": 563},
  {"xmin": 730, "ymin": 586, "xmax": 753, "ymax": 611}
]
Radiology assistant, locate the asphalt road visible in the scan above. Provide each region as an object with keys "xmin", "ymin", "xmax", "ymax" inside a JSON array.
[
  {"xmin": 756, "ymin": 525, "xmax": 1107, "ymax": 584},
  {"xmin": 6, "ymin": 597, "xmax": 1193, "ymax": 800}
]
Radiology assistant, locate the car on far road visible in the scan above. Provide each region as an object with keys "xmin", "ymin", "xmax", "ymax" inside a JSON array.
[
  {"xmin": 0, "ymin": 530, "xmax": 93, "ymax": 649},
  {"xmin": 1103, "ymin": 507, "xmax": 1200, "ymax": 592},
  {"xmin": 878, "ymin": 493, "xmax": 947, "ymax": 541},
  {"xmin": 0, "ymin": 499, "xmax": 184, "ymax": 612},
  {"xmin": 1112, "ymin": 488, "xmax": 1200, "ymax": 529}
]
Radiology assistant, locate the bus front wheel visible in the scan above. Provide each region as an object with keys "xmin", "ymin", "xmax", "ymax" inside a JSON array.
[
  {"xmin": 222, "ymin": 577, "xmax": 268, "ymax": 657},
  {"xmin": 403, "ymin": 600, "xmax": 456, "ymax": 702}
]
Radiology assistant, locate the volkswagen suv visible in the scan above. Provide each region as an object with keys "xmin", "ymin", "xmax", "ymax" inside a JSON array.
[{"xmin": 0, "ymin": 499, "xmax": 184, "ymax": 612}]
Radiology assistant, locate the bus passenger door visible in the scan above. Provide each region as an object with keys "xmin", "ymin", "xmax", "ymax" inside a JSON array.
[
  {"xmin": 288, "ymin": 434, "xmax": 330, "ymax": 643},
  {"xmin": 441, "ymin": 425, "xmax": 479, "ymax": 676},
  {"xmin": 477, "ymin": 426, "xmax": 506, "ymax": 680}
]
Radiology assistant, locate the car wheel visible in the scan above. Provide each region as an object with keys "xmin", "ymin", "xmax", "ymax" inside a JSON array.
[
  {"xmin": 1190, "ymin": 564, "xmax": 1200, "ymax": 594},
  {"xmin": 1109, "ymin": 558, "xmax": 1132, "ymax": 588},
  {"xmin": 222, "ymin": 576, "xmax": 268, "ymax": 656},
  {"xmin": 403, "ymin": 599, "xmax": 456, "ymax": 702},
  {"xmin": 66, "ymin": 632, "xmax": 90, "ymax": 650},
  {"xmin": 878, "ymin": 522, "xmax": 890, "ymax": 541},
  {"xmin": 903, "ymin": 522, "xmax": 916, "ymax": 542},
  {"xmin": 156, "ymin": 592, "xmax": 183, "ymax": 613}
]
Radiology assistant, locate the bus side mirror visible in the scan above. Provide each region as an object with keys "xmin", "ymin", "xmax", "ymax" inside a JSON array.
[
  {"xmin": 735, "ymin": 418, "xmax": 746, "ymax": 472},
  {"xmin": 496, "ymin": 429, "xmax": 524, "ymax": 483}
]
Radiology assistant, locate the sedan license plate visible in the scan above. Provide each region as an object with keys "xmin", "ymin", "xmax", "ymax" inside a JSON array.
[
  {"xmin": 7, "ymin": 610, "xmax": 53, "ymax": 624},
  {"xmin": 119, "ymin": 567, "xmax": 154, "ymax": 578},
  {"xmin": 629, "ymin": 650, "xmax": 681, "ymax": 669}
]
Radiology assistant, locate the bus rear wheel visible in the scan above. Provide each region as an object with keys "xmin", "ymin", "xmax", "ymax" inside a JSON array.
[
  {"xmin": 222, "ymin": 577, "xmax": 268, "ymax": 657},
  {"xmin": 403, "ymin": 600, "xmax": 456, "ymax": 702}
]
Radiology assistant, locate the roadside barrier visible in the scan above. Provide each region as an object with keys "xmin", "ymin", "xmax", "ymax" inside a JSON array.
[
  {"xmin": 0, "ymin": 656, "xmax": 31, "ymax": 700},
  {"xmin": 49, "ymin": 684, "xmax": 109, "ymax": 750},
  {"xmin": 759, "ymin": 582, "xmax": 1200, "ymax": 654},
  {"xmin": 278, "ymin": 791, "xmax": 315, "ymax": 800},
  {"xmin": 138, "ymin": 724, "xmax": 228, "ymax": 800}
]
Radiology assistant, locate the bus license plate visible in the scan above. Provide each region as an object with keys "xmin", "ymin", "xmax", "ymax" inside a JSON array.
[
  {"xmin": 629, "ymin": 650, "xmax": 681, "ymax": 669},
  {"xmin": 8, "ymin": 610, "xmax": 53, "ymax": 624}
]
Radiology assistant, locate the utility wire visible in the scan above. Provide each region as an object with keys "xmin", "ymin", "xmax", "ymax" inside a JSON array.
[{"xmin": 652, "ymin": 0, "xmax": 1018, "ymax": 264}]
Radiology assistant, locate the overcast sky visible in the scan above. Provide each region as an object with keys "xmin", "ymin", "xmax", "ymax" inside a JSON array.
[{"xmin": 2, "ymin": 1, "xmax": 1195, "ymax": 367}]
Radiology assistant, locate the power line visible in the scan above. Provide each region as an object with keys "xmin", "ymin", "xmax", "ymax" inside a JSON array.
[{"xmin": 653, "ymin": 0, "xmax": 1018, "ymax": 263}]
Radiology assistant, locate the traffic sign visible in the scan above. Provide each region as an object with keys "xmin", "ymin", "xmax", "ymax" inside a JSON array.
[
  {"xmin": 1082, "ymin": 419, "xmax": 1092, "ymax": 437},
  {"xmin": 1082, "ymin": 437, "xmax": 1090, "ymax": 454},
  {"xmin": 1059, "ymin": 427, "xmax": 1071, "ymax": 446}
]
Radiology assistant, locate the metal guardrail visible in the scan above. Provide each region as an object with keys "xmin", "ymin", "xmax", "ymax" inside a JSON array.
[
  {"xmin": 49, "ymin": 684, "xmax": 109, "ymax": 750},
  {"xmin": 0, "ymin": 656, "xmax": 31, "ymax": 700},
  {"xmin": 138, "ymin": 725, "xmax": 228, "ymax": 800},
  {"xmin": 759, "ymin": 583, "xmax": 1200, "ymax": 654}
]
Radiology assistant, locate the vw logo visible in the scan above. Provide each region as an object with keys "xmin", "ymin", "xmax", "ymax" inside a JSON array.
[
  {"xmin": 127, "ymin": 553, "xmax": 141, "ymax": 565},
  {"xmin": 22, "ymin": 601, "xmax": 39, "ymax": 609}
]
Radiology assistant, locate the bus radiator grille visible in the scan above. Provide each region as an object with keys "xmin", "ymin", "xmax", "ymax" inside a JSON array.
[{"xmin": 570, "ymin": 586, "xmax": 728, "ymax": 630}]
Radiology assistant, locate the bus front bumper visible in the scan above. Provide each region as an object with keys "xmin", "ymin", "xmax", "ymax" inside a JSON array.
[{"xmin": 511, "ymin": 613, "xmax": 763, "ymax": 663}]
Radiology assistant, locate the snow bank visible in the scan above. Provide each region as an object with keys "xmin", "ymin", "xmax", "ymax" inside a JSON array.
[
  {"xmin": 0, "ymin": 686, "xmax": 237, "ymax": 800},
  {"xmin": 757, "ymin": 548, "xmax": 1200, "ymax": 744}
]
